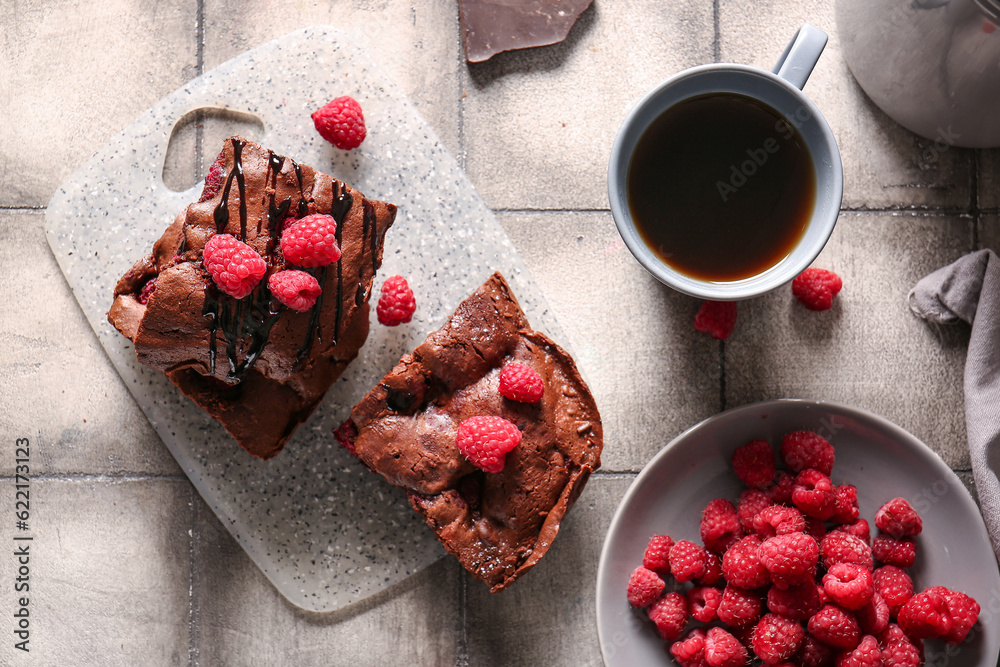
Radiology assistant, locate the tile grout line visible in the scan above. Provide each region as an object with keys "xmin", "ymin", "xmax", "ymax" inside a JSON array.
[
  {"xmin": 194, "ymin": 0, "xmax": 206, "ymax": 178},
  {"xmin": 456, "ymin": 571, "xmax": 469, "ymax": 667},
  {"xmin": 719, "ymin": 340, "xmax": 727, "ymax": 412},
  {"xmin": 486, "ymin": 206, "xmax": 997, "ymax": 216},
  {"xmin": 972, "ymin": 150, "xmax": 981, "ymax": 250},
  {"xmin": 188, "ymin": 487, "xmax": 202, "ymax": 667},
  {"xmin": 713, "ymin": 0, "xmax": 721, "ymax": 62},
  {"xmin": 0, "ymin": 472, "xmax": 186, "ymax": 482}
]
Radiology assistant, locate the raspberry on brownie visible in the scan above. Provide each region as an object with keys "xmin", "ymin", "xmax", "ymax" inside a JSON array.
[
  {"xmin": 344, "ymin": 272, "xmax": 603, "ymax": 592},
  {"xmin": 107, "ymin": 136, "xmax": 396, "ymax": 459}
]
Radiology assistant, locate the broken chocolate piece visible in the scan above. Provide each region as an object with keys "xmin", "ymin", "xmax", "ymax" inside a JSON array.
[{"xmin": 459, "ymin": 0, "xmax": 595, "ymax": 63}]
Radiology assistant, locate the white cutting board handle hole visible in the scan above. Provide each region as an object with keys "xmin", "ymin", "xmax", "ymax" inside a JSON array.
[{"xmin": 161, "ymin": 107, "xmax": 266, "ymax": 193}]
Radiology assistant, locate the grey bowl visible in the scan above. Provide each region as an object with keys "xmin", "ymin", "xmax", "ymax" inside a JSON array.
[{"xmin": 596, "ymin": 399, "xmax": 1000, "ymax": 666}]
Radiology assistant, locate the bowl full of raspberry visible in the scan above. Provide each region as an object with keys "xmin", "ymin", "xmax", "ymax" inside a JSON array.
[{"xmin": 596, "ymin": 399, "xmax": 1000, "ymax": 666}]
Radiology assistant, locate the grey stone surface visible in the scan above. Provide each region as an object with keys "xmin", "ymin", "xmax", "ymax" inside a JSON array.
[
  {"xmin": 4, "ymin": 2, "xmax": 994, "ymax": 664},
  {"xmin": 202, "ymin": 0, "xmax": 462, "ymax": 157},
  {"xmin": 719, "ymin": 0, "xmax": 973, "ymax": 211},
  {"xmin": 0, "ymin": 210, "xmax": 180, "ymax": 475},
  {"xmin": 462, "ymin": 0, "xmax": 715, "ymax": 211},
  {"xmin": 0, "ymin": 479, "xmax": 192, "ymax": 666},
  {"xmin": 726, "ymin": 211, "xmax": 974, "ymax": 469},
  {"xmin": 499, "ymin": 211, "xmax": 721, "ymax": 471},
  {"xmin": 0, "ymin": 0, "xmax": 198, "ymax": 208},
  {"xmin": 192, "ymin": 496, "xmax": 460, "ymax": 666},
  {"xmin": 466, "ymin": 475, "xmax": 630, "ymax": 667},
  {"xmin": 982, "ymin": 150, "xmax": 1000, "ymax": 211},
  {"xmin": 981, "ymin": 213, "xmax": 1000, "ymax": 251}
]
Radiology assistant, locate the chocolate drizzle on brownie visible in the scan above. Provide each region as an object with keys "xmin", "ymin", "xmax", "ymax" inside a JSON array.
[
  {"xmin": 293, "ymin": 161, "xmax": 309, "ymax": 217},
  {"xmin": 213, "ymin": 137, "xmax": 247, "ymax": 236},
  {"xmin": 107, "ymin": 136, "xmax": 397, "ymax": 459}
]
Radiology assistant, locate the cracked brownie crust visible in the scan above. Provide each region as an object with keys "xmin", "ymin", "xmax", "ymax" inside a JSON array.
[{"xmin": 348, "ymin": 272, "xmax": 603, "ymax": 591}]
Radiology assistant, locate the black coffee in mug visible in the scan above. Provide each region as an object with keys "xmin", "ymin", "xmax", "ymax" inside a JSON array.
[{"xmin": 626, "ymin": 92, "xmax": 817, "ymax": 282}]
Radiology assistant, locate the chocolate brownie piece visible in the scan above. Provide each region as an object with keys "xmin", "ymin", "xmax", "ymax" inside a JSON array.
[
  {"xmin": 108, "ymin": 136, "xmax": 396, "ymax": 459},
  {"xmin": 346, "ymin": 272, "xmax": 603, "ymax": 591}
]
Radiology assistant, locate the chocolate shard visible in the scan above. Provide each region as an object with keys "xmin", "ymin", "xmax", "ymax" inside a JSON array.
[{"xmin": 459, "ymin": 0, "xmax": 594, "ymax": 63}]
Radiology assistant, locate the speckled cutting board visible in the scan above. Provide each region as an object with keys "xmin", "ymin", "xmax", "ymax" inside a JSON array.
[{"xmin": 44, "ymin": 25, "xmax": 564, "ymax": 612}]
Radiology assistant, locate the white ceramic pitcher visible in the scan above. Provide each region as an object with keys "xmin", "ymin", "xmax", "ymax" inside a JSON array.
[{"xmin": 836, "ymin": 0, "xmax": 1000, "ymax": 148}]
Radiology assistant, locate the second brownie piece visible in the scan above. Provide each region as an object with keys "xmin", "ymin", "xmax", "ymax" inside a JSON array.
[{"xmin": 342, "ymin": 272, "xmax": 603, "ymax": 591}]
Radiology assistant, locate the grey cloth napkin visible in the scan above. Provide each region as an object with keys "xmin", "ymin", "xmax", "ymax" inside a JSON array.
[{"xmin": 910, "ymin": 249, "xmax": 1000, "ymax": 558}]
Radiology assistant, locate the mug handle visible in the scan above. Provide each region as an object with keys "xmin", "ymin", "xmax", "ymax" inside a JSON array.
[{"xmin": 772, "ymin": 23, "xmax": 828, "ymax": 90}]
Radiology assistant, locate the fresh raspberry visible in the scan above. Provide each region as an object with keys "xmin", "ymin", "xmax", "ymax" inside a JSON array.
[
  {"xmin": 874, "ymin": 498, "xmax": 922, "ymax": 538},
  {"xmin": 792, "ymin": 469, "xmax": 837, "ymax": 520},
  {"xmin": 138, "ymin": 278, "xmax": 158, "ymax": 304},
  {"xmin": 648, "ymin": 591, "xmax": 688, "ymax": 641},
  {"xmin": 760, "ymin": 532, "xmax": 819, "ymax": 589},
  {"xmin": 770, "ymin": 471, "xmax": 796, "ymax": 505},
  {"xmin": 280, "ymin": 213, "xmax": 342, "ymax": 268},
  {"xmin": 792, "ymin": 268, "xmax": 843, "ymax": 311},
  {"xmin": 805, "ymin": 516, "xmax": 828, "ymax": 541},
  {"xmin": 831, "ymin": 485, "xmax": 860, "ymax": 524},
  {"xmin": 781, "ymin": 431, "xmax": 835, "ymax": 476},
  {"xmin": 700, "ymin": 498, "xmax": 743, "ymax": 554},
  {"xmin": 689, "ymin": 586, "xmax": 723, "ymax": 623},
  {"xmin": 752, "ymin": 613, "xmax": 805, "ymax": 664},
  {"xmin": 722, "ymin": 535, "xmax": 770, "ymax": 589},
  {"xmin": 833, "ymin": 519, "xmax": 871, "ymax": 545},
  {"xmin": 697, "ymin": 551, "xmax": 724, "ymax": 586},
  {"xmin": 198, "ymin": 153, "xmax": 225, "ymax": 202},
  {"xmin": 455, "ymin": 415, "xmax": 521, "ymax": 474},
  {"xmin": 738, "ymin": 489, "xmax": 774, "ymax": 532},
  {"xmin": 823, "ymin": 563, "xmax": 874, "ymax": 610},
  {"xmin": 835, "ymin": 634, "xmax": 881, "ymax": 667},
  {"xmin": 871, "ymin": 536, "xmax": 916, "ymax": 568},
  {"xmin": 767, "ymin": 583, "xmax": 824, "ymax": 621},
  {"xmin": 732, "ymin": 439, "xmax": 776, "ymax": 489},
  {"xmin": 857, "ymin": 593, "xmax": 890, "ymax": 636},
  {"xmin": 926, "ymin": 586, "xmax": 980, "ymax": 644},
  {"xmin": 376, "ymin": 275, "xmax": 417, "ymax": 326},
  {"xmin": 820, "ymin": 532, "xmax": 873, "ymax": 571},
  {"xmin": 333, "ymin": 419, "xmax": 359, "ymax": 459},
  {"xmin": 267, "ymin": 269, "xmax": 322, "ymax": 311},
  {"xmin": 671, "ymin": 629, "xmax": 710, "ymax": 667},
  {"xmin": 796, "ymin": 634, "xmax": 835, "ymax": 667},
  {"xmin": 753, "ymin": 505, "xmax": 806, "ymax": 540},
  {"xmin": 498, "ymin": 363, "xmax": 544, "ymax": 403},
  {"xmin": 669, "ymin": 539, "xmax": 708, "ymax": 582},
  {"xmin": 642, "ymin": 534, "xmax": 674, "ymax": 576},
  {"xmin": 718, "ymin": 585, "xmax": 763, "ymax": 628},
  {"xmin": 897, "ymin": 589, "xmax": 952, "ymax": 640},
  {"xmin": 202, "ymin": 233, "xmax": 267, "ymax": 299},
  {"xmin": 704, "ymin": 627, "xmax": 748, "ymax": 667},
  {"xmin": 626, "ymin": 565, "xmax": 665, "ymax": 608},
  {"xmin": 311, "ymin": 95, "xmax": 367, "ymax": 150},
  {"xmin": 872, "ymin": 566, "xmax": 913, "ymax": 616},
  {"xmin": 878, "ymin": 624, "xmax": 924, "ymax": 663},
  {"xmin": 694, "ymin": 300, "xmax": 737, "ymax": 340},
  {"xmin": 808, "ymin": 604, "xmax": 861, "ymax": 650},
  {"xmin": 881, "ymin": 638, "xmax": 922, "ymax": 667}
]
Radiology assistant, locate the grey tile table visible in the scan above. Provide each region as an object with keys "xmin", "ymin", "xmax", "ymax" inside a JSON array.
[{"xmin": 1, "ymin": 1, "xmax": 995, "ymax": 665}]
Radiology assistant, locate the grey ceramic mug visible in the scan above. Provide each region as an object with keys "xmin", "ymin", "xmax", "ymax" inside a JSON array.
[{"xmin": 608, "ymin": 24, "xmax": 843, "ymax": 301}]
